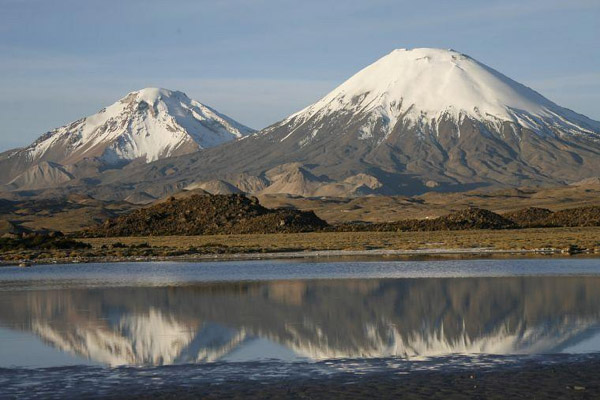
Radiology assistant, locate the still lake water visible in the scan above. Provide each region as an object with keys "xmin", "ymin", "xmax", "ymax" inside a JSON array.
[{"xmin": 2, "ymin": 258, "xmax": 600, "ymax": 397}]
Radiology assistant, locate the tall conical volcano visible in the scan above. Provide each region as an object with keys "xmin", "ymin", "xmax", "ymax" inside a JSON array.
[
  {"xmin": 0, "ymin": 88, "xmax": 253, "ymax": 189},
  {"xmin": 281, "ymin": 48, "xmax": 599, "ymax": 142}
]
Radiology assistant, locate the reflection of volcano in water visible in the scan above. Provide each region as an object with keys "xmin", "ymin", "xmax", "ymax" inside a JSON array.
[
  {"xmin": 29, "ymin": 311, "xmax": 247, "ymax": 366},
  {"xmin": 2, "ymin": 277, "xmax": 600, "ymax": 366}
]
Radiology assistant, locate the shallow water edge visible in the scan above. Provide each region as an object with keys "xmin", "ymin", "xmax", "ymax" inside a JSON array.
[{"xmin": 2, "ymin": 354, "xmax": 599, "ymax": 399}]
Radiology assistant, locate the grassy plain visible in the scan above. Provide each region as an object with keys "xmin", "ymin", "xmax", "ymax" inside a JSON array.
[
  {"xmin": 6, "ymin": 227, "xmax": 600, "ymax": 264},
  {"xmin": 79, "ymin": 227, "xmax": 600, "ymax": 253}
]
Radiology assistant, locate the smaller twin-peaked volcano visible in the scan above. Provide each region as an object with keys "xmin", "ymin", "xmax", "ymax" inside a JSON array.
[{"xmin": 0, "ymin": 88, "xmax": 253, "ymax": 188}]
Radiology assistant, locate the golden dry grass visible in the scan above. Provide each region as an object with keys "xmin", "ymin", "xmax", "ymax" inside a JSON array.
[
  {"xmin": 3, "ymin": 227, "xmax": 600, "ymax": 264},
  {"xmin": 80, "ymin": 227, "xmax": 600, "ymax": 253}
]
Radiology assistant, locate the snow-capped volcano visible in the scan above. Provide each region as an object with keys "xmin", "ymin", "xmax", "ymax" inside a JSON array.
[
  {"xmin": 283, "ymin": 48, "xmax": 599, "ymax": 141},
  {"xmin": 32, "ymin": 87, "xmax": 253, "ymax": 165},
  {"xmin": 0, "ymin": 88, "xmax": 253, "ymax": 188}
]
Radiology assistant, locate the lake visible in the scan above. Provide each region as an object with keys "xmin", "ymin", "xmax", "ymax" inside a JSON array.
[{"xmin": 2, "ymin": 258, "xmax": 600, "ymax": 398}]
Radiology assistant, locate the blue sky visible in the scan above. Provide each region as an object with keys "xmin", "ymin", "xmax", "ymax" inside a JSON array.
[{"xmin": 1, "ymin": 0, "xmax": 599, "ymax": 150}]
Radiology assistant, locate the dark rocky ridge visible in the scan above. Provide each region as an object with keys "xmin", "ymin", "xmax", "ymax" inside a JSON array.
[
  {"xmin": 337, "ymin": 207, "xmax": 517, "ymax": 232},
  {"xmin": 503, "ymin": 206, "xmax": 600, "ymax": 228},
  {"xmin": 85, "ymin": 193, "xmax": 329, "ymax": 237},
  {"xmin": 502, "ymin": 207, "xmax": 555, "ymax": 228},
  {"xmin": 85, "ymin": 195, "xmax": 600, "ymax": 237},
  {"xmin": 546, "ymin": 206, "xmax": 600, "ymax": 227},
  {"xmin": 0, "ymin": 231, "xmax": 90, "ymax": 252},
  {"xmin": 348, "ymin": 206, "xmax": 600, "ymax": 232}
]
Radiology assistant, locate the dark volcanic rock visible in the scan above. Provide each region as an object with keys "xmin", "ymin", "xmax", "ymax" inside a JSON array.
[
  {"xmin": 336, "ymin": 207, "xmax": 517, "ymax": 232},
  {"xmin": 544, "ymin": 206, "xmax": 600, "ymax": 227},
  {"xmin": 85, "ymin": 194, "xmax": 329, "ymax": 237},
  {"xmin": 502, "ymin": 207, "xmax": 555, "ymax": 228},
  {"xmin": 339, "ymin": 205, "xmax": 600, "ymax": 232},
  {"xmin": 503, "ymin": 206, "xmax": 600, "ymax": 228},
  {"xmin": 0, "ymin": 231, "xmax": 90, "ymax": 251},
  {"xmin": 425, "ymin": 207, "xmax": 517, "ymax": 230}
]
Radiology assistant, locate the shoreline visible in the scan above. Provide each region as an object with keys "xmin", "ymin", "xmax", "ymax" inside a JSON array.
[
  {"xmin": 3, "ymin": 227, "xmax": 600, "ymax": 267},
  {"xmin": 3, "ymin": 354, "xmax": 599, "ymax": 399},
  {"xmin": 2, "ymin": 246, "xmax": 599, "ymax": 267},
  {"xmin": 140, "ymin": 356, "xmax": 600, "ymax": 399}
]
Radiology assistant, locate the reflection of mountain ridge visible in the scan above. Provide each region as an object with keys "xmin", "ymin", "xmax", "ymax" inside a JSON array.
[
  {"xmin": 31, "ymin": 309, "xmax": 196, "ymax": 365},
  {"xmin": 2, "ymin": 277, "xmax": 600, "ymax": 366},
  {"xmin": 29, "ymin": 311, "xmax": 248, "ymax": 366}
]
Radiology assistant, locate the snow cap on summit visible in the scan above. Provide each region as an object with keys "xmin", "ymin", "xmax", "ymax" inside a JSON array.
[
  {"xmin": 288, "ymin": 47, "xmax": 599, "ymax": 134},
  {"xmin": 128, "ymin": 87, "xmax": 187, "ymax": 104}
]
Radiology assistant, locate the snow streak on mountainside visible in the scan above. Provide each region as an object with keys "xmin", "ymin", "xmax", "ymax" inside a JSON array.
[{"xmin": 0, "ymin": 88, "xmax": 253, "ymax": 188}]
